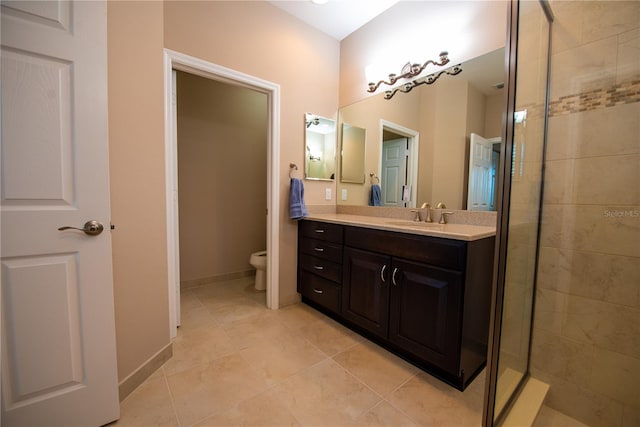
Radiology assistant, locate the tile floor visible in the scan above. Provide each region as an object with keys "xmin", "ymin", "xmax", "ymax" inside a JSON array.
[{"xmin": 112, "ymin": 276, "xmax": 488, "ymax": 427}]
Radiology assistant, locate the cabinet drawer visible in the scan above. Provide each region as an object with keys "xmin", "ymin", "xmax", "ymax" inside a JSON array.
[
  {"xmin": 345, "ymin": 226, "xmax": 466, "ymax": 271},
  {"xmin": 300, "ymin": 271, "xmax": 341, "ymax": 313},
  {"xmin": 300, "ymin": 254, "xmax": 342, "ymax": 283},
  {"xmin": 299, "ymin": 220, "xmax": 343, "ymax": 243},
  {"xmin": 299, "ymin": 238, "xmax": 342, "ymax": 263}
]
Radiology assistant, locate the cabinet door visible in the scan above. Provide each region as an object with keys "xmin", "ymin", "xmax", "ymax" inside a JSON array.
[
  {"xmin": 342, "ymin": 247, "xmax": 390, "ymax": 339},
  {"xmin": 389, "ymin": 258, "xmax": 463, "ymax": 375}
]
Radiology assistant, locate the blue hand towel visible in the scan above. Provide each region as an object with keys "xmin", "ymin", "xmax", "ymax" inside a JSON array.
[
  {"xmin": 369, "ymin": 184, "xmax": 382, "ymax": 206},
  {"xmin": 289, "ymin": 178, "xmax": 308, "ymax": 220}
]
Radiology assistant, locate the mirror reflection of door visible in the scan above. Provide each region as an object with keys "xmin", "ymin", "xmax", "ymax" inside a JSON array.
[
  {"xmin": 381, "ymin": 137, "xmax": 408, "ymax": 207},
  {"xmin": 468, "ymin": 133, "xmax": 501, "ymax": 210}
]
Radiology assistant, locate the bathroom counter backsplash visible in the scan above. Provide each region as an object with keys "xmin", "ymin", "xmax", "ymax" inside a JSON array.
[{"xmin": 304, "ymin": 205, "xmax": 497, "ymax": 242}]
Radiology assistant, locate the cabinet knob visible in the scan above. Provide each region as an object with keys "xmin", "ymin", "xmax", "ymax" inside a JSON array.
[
  {"xmin": 313, "ymin": 288, "xmax": 324, "ymax": 294},
  {"xmin": 392, "ymin": 267, "xmax": 399, "ymax": 286},
  {"xmin": 314, "ymin": 229, "xmax": 325, "ymax": 233},
  {"xmin": 314, "ymin": 247, "xmax": 324, "ymax": 252},
  {"xmin": 313, "ymin": 265, "xmax": 324, "ymax": 271},
  {"xmin": 381, "ymin": 265, "xmax": 387, "ymax": 283}
]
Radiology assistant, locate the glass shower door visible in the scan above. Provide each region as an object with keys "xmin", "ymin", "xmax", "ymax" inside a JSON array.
[{"xmin": 484, "ymin": 0, "xmax": 553, "ymax": 424}]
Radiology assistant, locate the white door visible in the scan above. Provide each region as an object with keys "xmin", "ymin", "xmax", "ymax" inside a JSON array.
[
  {"xmin": 381, "ymin": 138, "xmax": 407, "ymax": 207},
  {"xmin": 1, "ymin": 1, "xmax": 119, "ymax": 426},
  {"xmin": 468, "ymin": 133, "xmax": 499, "ymax": 211}
]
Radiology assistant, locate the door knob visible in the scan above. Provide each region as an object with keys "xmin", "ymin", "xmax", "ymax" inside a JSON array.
[{"xmin": 58, "ymin": 220, "xmax": 104, "ymax": 236}]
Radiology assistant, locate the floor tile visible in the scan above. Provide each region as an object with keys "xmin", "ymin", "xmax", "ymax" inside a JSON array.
[
  {"xmin": 114, "ymin": 373, "xmax": 178, "ymax": 427},
  {"xmin": 193, "ymin": 389, "xmax": 300, "ymax": 427},
  {"xmin": 117, "ymin": 279, "xmax": 489, "ymax": 427},
  {"xmin": 388, "ymin": 372, "xmax": 483, "ymax": 426},
  {"xmin": 298, "ymin": 315, "xmax": 363, "ymax": 357},
  {"xmin": 271, "ymin": 358, "xmax": 382, "ymax": 426},
  {"xmin": 205, "ymin": 296, "xmax": 268, "ymax": 325},
  {"xmin": 222, "ymin": 310, "xmax": 291, "ymax": 351},
  {"xmin": 239, "ymin": 327, "xmax": 327, "ymax": 386},
  {"xmin": 271, "ymin": 302, "xmax": 325, "ymax": 332},
  {"xmin": 166, "ymin": 353, "xmax": 270, "ymax": 426},
  {"xmin": 163, "ymin": 322, "xmax": 236, "ymax": 376},
  {"xmin": 352, "ymin": 400, "xmax": 418, "ymax": 427},
  {"xmin": 333, "ymin": 341, "xmax": 419, "ymax": 397}
]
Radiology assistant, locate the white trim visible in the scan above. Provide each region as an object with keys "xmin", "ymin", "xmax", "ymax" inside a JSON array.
[
  {"xmin": 379, "ymin": 120, "xmax": 420, "ymax": 208},
  {"xmin": 163, "ymin": 49, "xmax": 281, "ymax": 338}
]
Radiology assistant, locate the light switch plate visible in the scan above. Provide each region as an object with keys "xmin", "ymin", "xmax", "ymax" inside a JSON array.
[
  {"xmin": 341, "ymin": 189, "xmax": 347, "ymax": 200},
  {"xmin": 325, "ymin": 188, "xmax": 331, "ymax": 200}
]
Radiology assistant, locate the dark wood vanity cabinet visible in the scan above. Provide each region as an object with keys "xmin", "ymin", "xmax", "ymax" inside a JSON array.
[
  {"xmin": 297, "ymin": 220, "xmax": 495, "ymax": 390},
  {"xmin": 297, "ymin": 221, "xmax": 343, "ymax": 314},
  {"xmin": 388, "ymin": 258, "xmax": 463, "ymax": 376},
  {"xmin": 342, "ymin": 247, "xmax": 390, "ymax": 340}
]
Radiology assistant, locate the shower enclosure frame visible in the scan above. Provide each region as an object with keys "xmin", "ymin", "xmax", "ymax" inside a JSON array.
[{"xmin": 483, "ymin": 0, "xmax": 554, "ymax": 425}]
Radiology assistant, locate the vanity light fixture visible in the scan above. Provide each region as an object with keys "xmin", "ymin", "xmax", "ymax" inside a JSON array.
[
  {"xmin": 367, "ymin": 51, "xmax": 451, "ymax": 94},
  {"xmin": 305, "ymin": 116, "xmax": 320, "ymax": 128},
  {"xmin": 383, "ymin": 64, "xmax": 463, "ymax": 100},
  {"xmin": 311, "ymin": 0, "xmax": 328, "ymax": 4}
]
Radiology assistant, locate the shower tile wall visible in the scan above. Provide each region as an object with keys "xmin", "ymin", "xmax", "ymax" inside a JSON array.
[{"xmin": 532, "ymin": 2, "xmax": 640, "ymax": 426}]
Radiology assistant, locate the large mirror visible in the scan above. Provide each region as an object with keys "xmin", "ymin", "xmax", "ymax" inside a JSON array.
[
  {"xmin": 337, "ymin": 48, "xmax": 505, "ymax": 210},
  {"xmin": 304, "ymin": 113, "xmax": 336, "ymax": 181}
]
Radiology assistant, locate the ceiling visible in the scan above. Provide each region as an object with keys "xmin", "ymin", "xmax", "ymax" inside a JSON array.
[
  {"xmin": 267, "ymin": 0, "xmax": 400, "ymax": 41},
  {"xmin": 267, "ymin": 1, "xmax": 506, "ymax": 93}
]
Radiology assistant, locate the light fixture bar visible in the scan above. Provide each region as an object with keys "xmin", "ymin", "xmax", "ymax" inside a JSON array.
[
  {"xmin": 367, "ymin": 51, "xmax": 451, "ymax": 94},
  {"xmin": 383, "ymin": 64, "xmax": 462, "ymax": 100}
]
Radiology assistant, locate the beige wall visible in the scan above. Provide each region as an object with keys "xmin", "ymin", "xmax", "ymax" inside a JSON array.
[
  {"xmin": 108, "ymin": 1, "xmax": 339, "ymax": 382},
  {"xmin": 430, "ymin": 79, "xmax": 469, "ymax": 209},
  {"xmin": 107, "ymin": 1, "xmax": 169, "ymax": 381},
  {"xmin": 339, "ymin": 1, "xmax": 508, "ymax": 107},
  {"xmin": 484, "ymin": 93, "xmax": 504, "ymax": 138},
  {"xmin": 176, "ymin": 71, "xmax": 268, "ymax": 282},
  {"xmin": 531, "ymin": 2, "xmax": 640, "ymax": 426},
  {"xmin": 164, "ymin": 1, "xmax": 340, "ymax": 307}
]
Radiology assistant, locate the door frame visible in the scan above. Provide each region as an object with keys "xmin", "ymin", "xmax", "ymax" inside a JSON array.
[
  {"xmin": 379, "ymin": 120, "xmax": 419, "ymax": 208},
  {"xmin": 163, "ymin": 49, "xmax": 281, "ymax": 338}
]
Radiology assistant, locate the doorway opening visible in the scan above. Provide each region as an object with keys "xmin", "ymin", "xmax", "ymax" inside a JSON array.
[
  {"xmin": 163, "ymin": 50, "xmax": 281, "ymax": 338},
  {"xmin": 379, "ymin": 120, "xmax": 419, "ymax": 208}
]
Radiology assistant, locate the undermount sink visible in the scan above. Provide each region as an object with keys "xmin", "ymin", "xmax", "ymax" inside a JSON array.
[{"xmin": 385, "ymin": 220, "xmax": 444, "ymax": 228}]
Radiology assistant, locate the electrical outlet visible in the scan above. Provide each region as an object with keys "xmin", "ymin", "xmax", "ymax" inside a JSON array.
[
  {"xmin": 325, "ymin": 188, "xmax": 331, "ymax": 200},
  {"xmin": 341, "ymin": 189, "xmax": 348, "ymax": 200}
]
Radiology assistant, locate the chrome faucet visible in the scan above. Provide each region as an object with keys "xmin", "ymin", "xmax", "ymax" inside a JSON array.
[
  {"xmin": 439, "ymin": 211, "xmax": 454, "ymax": 224},
  {"xmin": 421, "ymin": 202, "xmax": 433, "ymax": 223}
]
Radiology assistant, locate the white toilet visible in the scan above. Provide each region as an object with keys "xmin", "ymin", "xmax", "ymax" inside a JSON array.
[{"xmin": 249, "ymin": 250, "xmax": 267, "ymax": 291}]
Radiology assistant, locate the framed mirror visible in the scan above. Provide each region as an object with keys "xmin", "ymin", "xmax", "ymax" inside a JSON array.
[
  {"xmin": 304, "ymin": 113, "xmax": 336, "ymax": 181},
  {"xmin": 340, "ymin": 123, "xmax": 366, "ymax": 184}
]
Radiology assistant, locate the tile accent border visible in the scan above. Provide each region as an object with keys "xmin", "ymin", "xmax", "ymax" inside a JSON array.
[
  {"xmin": 118, "ymin": 342, "xmax": 173, "ymax": 401},
  {"xmin": 180, "ymin": 269, "xmax": 255, "ymax": 289},
  {"xmin": 550, "ymin": 79, "xmax": 640, "ymax": 117}
]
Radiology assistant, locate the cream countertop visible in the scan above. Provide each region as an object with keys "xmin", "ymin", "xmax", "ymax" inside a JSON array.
[{"xmin": 303, "ymin": 213, "xmax": 496, "ymax": 242}]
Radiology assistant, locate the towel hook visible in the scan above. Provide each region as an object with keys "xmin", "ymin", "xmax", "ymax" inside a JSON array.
[
  {"xmin": 369, "ymin": 172, "xmax": 380, "ymax": 184},
  {"xmin": 289, "ymin": 163, "xmax": 298, "ymax": 179}
]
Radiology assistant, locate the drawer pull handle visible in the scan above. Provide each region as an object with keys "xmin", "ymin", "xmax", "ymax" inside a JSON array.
[
  {"xmin": 392, "ymin": 267, "xmax": 398, "ymax": 286},
  {"xmin": 381, "ymin": 265, "xmax": 387, "ymax": 283},
  {"xmin": 315, "ymin": 229, "xmax": 325, "ymax": 233},
  {"xmin": 314, "ymin": 247, "xmax": 324, "ymax": 252},
  {"xmin": 313, "ymin": 265, "xmax": 324, "ymax": 270},
  {"xmin": 313, "ymin": 288, "xmax": 324, "ymax": 294}
]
